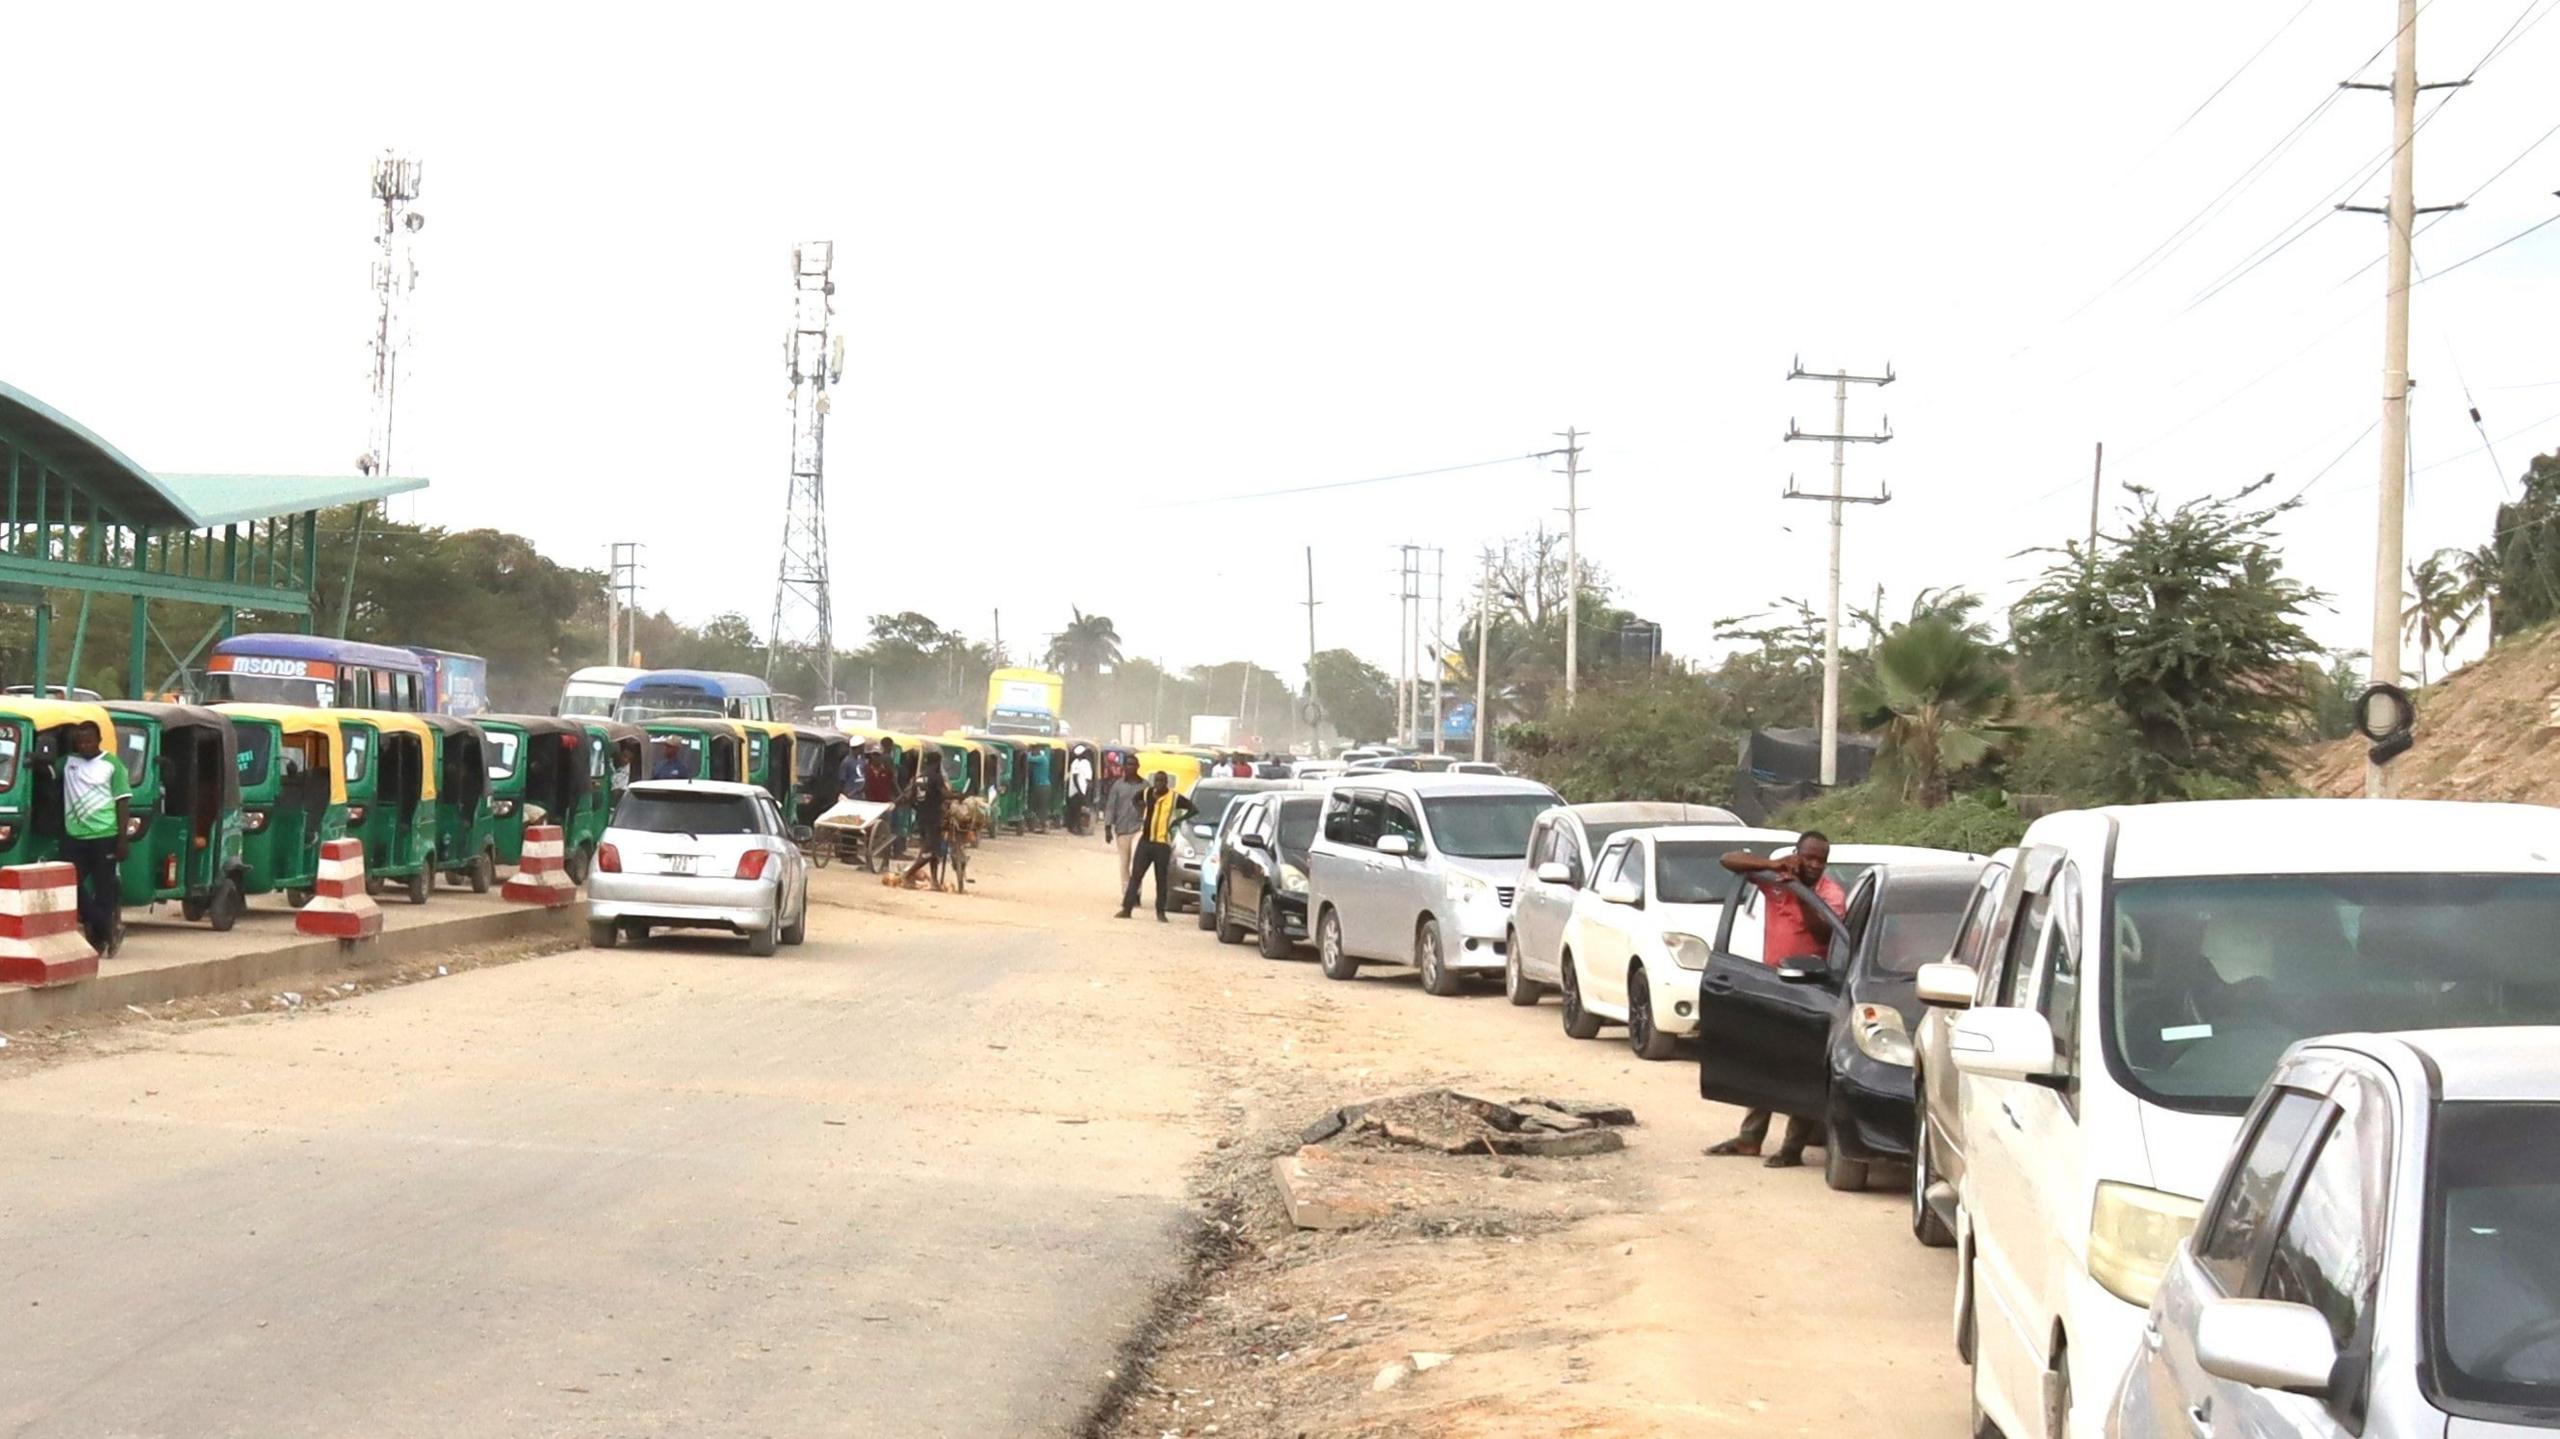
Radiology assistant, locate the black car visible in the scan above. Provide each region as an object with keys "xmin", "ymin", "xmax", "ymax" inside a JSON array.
[
  {"xmin": 1214, "ymin": 792, "xmax": 1323, "ymax": 959},
  {"xmin": 1692, "ymin": 860, "xmax": 1986, "ymax": 1192},
  {"xmin": 1175, "ymin": 778, "xmax": 1295, "ymax": 921}
]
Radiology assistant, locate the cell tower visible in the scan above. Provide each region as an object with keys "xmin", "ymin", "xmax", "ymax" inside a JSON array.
[
  {"xmin": 361, "ymin": 152, "xmax": 424, "ymax": 483},
  {"xmin": 768, "ymin": 240, "xmax": 843, "ymax": 696}
]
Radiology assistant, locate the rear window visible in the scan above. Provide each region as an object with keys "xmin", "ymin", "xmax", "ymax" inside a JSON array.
[{"xmin": 613, "ymin": 790, "xmax": 761, "ymax": 836}]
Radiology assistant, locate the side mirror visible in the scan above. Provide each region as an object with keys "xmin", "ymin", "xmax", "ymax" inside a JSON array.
[
  {"xmin": 2196, "ymin": 1298, "xmax": 2339, "ymax": 1396},
  {"xmin": 1949, "ymin": 1007, "xmax": 2060, "ymax": 1082},
  {"xmin": 1536, "ymin": 860, "xmax": 1574, "ymax": 886},
  {"xmin": 1597, "ymin": 878, "xmax": 1643, "ymax": 907},
  {"xmin": 1916, "ymin": 961, "xmax": 1978, "ymax": 1009},
  {"xmin": 1775, "ymin": 954, "xmax": 1831, "ymax": 985},
  {"xmin": 1240, "ymin": 833, "xmax": 1270, "ymax": 851},
  {"xmin": 1378, "ymin": 834, "xmax": 1414, "ymax": 858},
  {"xmin": 790, "ymin": 824, "xmax": 814, "ymax": 844}
]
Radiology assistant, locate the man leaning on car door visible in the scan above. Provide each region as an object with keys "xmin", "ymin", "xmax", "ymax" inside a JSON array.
[{"xmin": 1704, "ymin": 832, "xmax": 1845, "ymax": 1168}]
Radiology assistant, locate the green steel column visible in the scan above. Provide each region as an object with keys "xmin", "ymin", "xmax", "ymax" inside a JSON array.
[
  {"xmin": 129, "ymin": 526, "xmax": 152, "ymax": 698},
  {"xmin": 31, "ymin": 599, "xmax": 48, "ymax": 692}
]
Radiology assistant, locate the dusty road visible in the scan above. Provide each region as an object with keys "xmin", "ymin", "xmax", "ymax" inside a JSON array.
[{"xmin": 0, "ymin": 835, "xmax": 1967, "ymax": 1438}]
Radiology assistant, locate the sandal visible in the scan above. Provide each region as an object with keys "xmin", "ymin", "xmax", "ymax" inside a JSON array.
[{"xmin": 1704, "ymin": 1138, "xmax": 1763, "ymax": 1158}]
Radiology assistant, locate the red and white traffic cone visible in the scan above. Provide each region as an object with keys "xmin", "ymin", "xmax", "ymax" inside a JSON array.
[
  {"xmin": 0, "ymin": 862, "xmax": 99, "ymax": 988},
  {"xmin": 296, "ymin": 837, "xmax": 384, "ymax": 940},
  {"xmin": 503, "ymin": 825, "xmax": 577, "ymax": 908}
]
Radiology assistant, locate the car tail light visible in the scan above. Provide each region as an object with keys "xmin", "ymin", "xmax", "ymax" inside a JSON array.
[
  {"xmin": 735, "ymin": 850, "xmax": 770, "ymax": 880},
  {"xmin": 596, "ymin": 842, "xmax": 621, "ymax": 874}
]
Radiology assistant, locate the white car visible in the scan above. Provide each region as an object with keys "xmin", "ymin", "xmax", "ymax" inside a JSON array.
[
  {"xmin": 2111, "ymin": 1027, "xmax": 2560, "ymax": 1439},
  {"xmin": 1505, "ymin": 802, "xmax": 1752, "ymax": 1005},
  {"xmin": 1548, "ymin": 824, "xmax": 1793, "ymax": 1059},
  {"xmin": 1949, "ymin": 799, "xmax": 2560, "ymax": 1439},
  {"xmin": 1307, "ymin": 772, "xmax": 1560, "ymax": 994},
  {"xmin": 586, "ymin": 780, "xmax": 813, "ymax": 955}
]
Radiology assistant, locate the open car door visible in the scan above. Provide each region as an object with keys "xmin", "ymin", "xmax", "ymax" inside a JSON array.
[{"xmin": 1695, "ymin": 873, "xmax": 1854, "ymax": 1118}]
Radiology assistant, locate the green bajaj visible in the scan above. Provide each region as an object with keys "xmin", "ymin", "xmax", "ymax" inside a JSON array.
[
  {"xmin": 215, "ymin": 704, "xmax": 351, "ymax": 905},
  {"xmin": 421, "ymin": 714, "xmax": 496, "ymax": 893},
  {"xmin": 105, "ymin": 702, "xmax": 246, "ymax": 929},
  {"xmin": 331, "ymin": 710, "xmax": 439, "ymax": 905}
]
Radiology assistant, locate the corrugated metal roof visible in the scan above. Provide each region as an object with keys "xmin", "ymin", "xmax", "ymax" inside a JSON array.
[{"xmin": 1, "ymin": 380, "xmax": 426, "ymax": 528}]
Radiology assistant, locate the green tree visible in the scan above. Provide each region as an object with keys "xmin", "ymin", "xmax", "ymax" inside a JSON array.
[
  {"xmin": 2476, "ymin": 450, "xmax": 2560, "ymax": 639},
  {"xmin": 2011, "ymin": 480, "xmax": 2322, "ymax": 801},
  {"xmin": 2402, "ymin": 551, "xmax": 2473, "ymax": 685},
  {"xmin": 1850, "ymin": 617, "xmax": 2011, "ymax": 806},
  {"xmin": 1044, "ymin": 608, "xmax": 1121, "ymax": 680},
  {"xmin": 1502, "ymin": 665, "xmax": 1741, "ymax": 805},
  {"xmin": 1308, "ymin": 648, "xmax": 1395, "ymax": 744}
]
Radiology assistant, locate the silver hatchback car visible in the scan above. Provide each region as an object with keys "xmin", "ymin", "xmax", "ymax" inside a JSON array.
[
  {"xmin": 586, "ymin": 780, "xmax": 812, "ymax": 955},
  {"xmin": 2112, "ymin": 1027, "xmax": 2560, "ymax": 1438}
]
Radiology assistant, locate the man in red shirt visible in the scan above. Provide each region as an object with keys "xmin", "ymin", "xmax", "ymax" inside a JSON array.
[{"xmin": 1704, "ymin": 832, "xmax": 1847, "ymax": 1168}]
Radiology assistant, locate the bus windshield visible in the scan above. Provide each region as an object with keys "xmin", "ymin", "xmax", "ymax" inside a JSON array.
[
  {"xmin": 206, "ymin": 672, "xmax": 338, "ymax": 707},
  {"xmin": 558, "ymin": 692, "xmax": 619, "ymax": 719}
]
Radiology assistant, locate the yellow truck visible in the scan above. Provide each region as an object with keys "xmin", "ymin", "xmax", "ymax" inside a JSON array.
[{"xmin": 985, "ymin": 668, "xmax": 1064, "ymax": 737}]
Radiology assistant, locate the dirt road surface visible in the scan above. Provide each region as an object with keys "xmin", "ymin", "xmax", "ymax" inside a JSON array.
[{"xmin": 0, "ymin": 837, "xmax": 1966, "ymax": 1437}]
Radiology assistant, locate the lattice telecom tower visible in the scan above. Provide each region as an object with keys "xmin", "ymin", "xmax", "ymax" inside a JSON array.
[
  {"xmin": 769, "ymin": 241, "xmax": 844, "ymax": 695},
  {"xmin": 361, "ymin": 152, "xmax": 424, "ymax": 483}
]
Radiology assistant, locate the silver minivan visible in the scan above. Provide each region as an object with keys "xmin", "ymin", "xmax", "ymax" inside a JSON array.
[{"xmin": 1307, "ymin": 773, "xmax": 1559, "ymax": 996}]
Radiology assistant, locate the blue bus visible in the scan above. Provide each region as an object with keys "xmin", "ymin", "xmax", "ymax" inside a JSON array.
[
  {"xmin": 614, "ymin": 669, "xmax": 777, "ymax": 723},
  {"xmin": 204, "ymin": 635, "xmax": 490, "ymax": 714}
]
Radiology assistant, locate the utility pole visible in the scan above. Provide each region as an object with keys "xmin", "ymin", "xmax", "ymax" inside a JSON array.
[
  {"xmin": 992, "ymin": 609, "xmax": 1002, "ymax": 664},
  {"xmin": 2342, "ymin": 0, "xmax": 2460, "ymax": 797},
  {"xmin": 1430, "ymin": 548, "xmax": 1446, "ymax": 755},
  {"xmin": 769, "ymin": 240, "xmax": 843, "ymax": 700},
  {"xmin": 1473, "ymin": 547, "xmax": 1493, "ymax": 763},
  {"xmin": 1393, "ymin": 544, "xmax": 1421, "ymax": 746},
  {"xmin": 1303, "ymin": 547, "xmax": 1323, "ymax": 753},
  {"xmin": 1783, "ymin": 359, "xmax": 1896, "ymax": 787},
  {"xmin": 2087, "ymin": 441, "xmax": 2105, "ymax": 556},
  {"xmin": 606, "ymin": 542, "xmax": 642, "ymax": 666},
  {"xmin": 1550, "ymin": 431, "xmax": 1587, "ymax": 706}
]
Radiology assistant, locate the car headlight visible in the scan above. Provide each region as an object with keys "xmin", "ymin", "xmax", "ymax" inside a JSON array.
[
  {"xmin": 1851, "ymin": 1002, "xmax": 1915, "ymax": 1067},
  {"xmin": 1174, "ymin": 831, "xmax": 1200, "ymax": 861},
  {"xmin": 1279, "ymin": 862, "xmax": 1309, "ymax": 894},
  {"xmin": 1662, "ymin": 931, "xmax": 1712, "ymax": 971},
  {"xmin": 2088, "ymin": 1182, "xmax": 2203, "ymax": 1307},
  {"xmin": 1447, "ymin": 871, "xmax": 1493, "ymax": 904}
]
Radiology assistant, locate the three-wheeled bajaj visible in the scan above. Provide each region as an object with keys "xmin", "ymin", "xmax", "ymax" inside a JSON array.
[
  {"xmin": 793, "ymin": 724, "xmax": 850, "ymax": 828},
  {"xmin": 0, "ymin": 698, "xmax": 121, "ymax": 872},
  {"xmin": 481, "ymin": 715, "xmax": 591, "ymax": 874},
  {"xmin": 332, "ymin": 710, "xmax": 438, "ymax": 904},
  {"xmin": 741, "ymin": 719, "xmax": 800, "ymax": 813},
  {"xmin": 580, "ymin": 718, "xmax": 649, "ymax": 809},
  {"xmin": 215, "ymin": 704, "xmax": 351, "ymax": 907},
  {"xmin": 420, "ymin": 714, "xmax": 496, "ymax": 892},
  {"xmin": 642, "ymin": 717, "xmax": 746, "ymax": 784},
  {"xmin": 975, "ymin": 735, "xmax": 1030, "ymax": 834},
  {"xmin": 105, "ymin": 702, "xmax": 246, "ymax": 928}
]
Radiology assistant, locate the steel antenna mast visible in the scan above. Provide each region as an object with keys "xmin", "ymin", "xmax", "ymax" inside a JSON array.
[{"xmin": 769, "ymin": 241, "xmax": 844, "ymax": 698}]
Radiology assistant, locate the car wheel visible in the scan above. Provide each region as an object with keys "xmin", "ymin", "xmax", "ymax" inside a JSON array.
[
  {"xmin": 1503, "ymin": 930, "xmax": 1541, "ymax": 1005},
  {"xmin": 1317, "ymin": 909, "xmax": 1358, "ymax": 981},
  {"xmin": 1963, "ymin": 1249, "xmax": 1997, "ymax": 1437},
  {"xmin": 1822, "ymin": 1103, "xmax": 1870, "ymax": 1192},
  {"xmin": 781, "ymin": 887, "xmax": 807, "ymax": 946},
  {"xmin": 1257, "ymin": 895, "xmax": 1292, "ymax": 960},
  {"xmin": 747, "ymin": 907, "xmax": 781, "ymax": 957},
  {"xmin": 1559, "ymin": 955, "xmax": 1603, "ymax": 1039},
  {"xmin": 1215, "ymin": 888, "xmax": 1249, "ymax": 946},
  {"xmin": 1626, "ymin": 967, "xmax": 1679, "ymax": 1060},
  {"xmin": 2042, "ymin": 1340, "xmax": 2071, "ymax": 1439},
  {"xmin": 588, "ymin": 917, "xmax": 620, "ymax": 949},
  {"xmin": 1196, "ymin": 890, "xmax": 1216, "ymax": 931},
  {"xmin": 1416, "ymin": 917, "xmax": 1462, "ymax": 996},
  {"xmin": 1912, "ymin": 1097, "xmax": 1956, "ymax": 1247}
]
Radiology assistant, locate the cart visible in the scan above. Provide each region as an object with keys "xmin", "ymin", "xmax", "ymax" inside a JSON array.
[{"xmin": 812, "ymin": 797, "xmax": 896, "ymax": 873}]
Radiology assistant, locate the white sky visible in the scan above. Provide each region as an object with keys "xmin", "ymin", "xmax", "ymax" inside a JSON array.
[{"xmin": 4, "ymin": 1, "xmax": 2556, "ymax": 685}]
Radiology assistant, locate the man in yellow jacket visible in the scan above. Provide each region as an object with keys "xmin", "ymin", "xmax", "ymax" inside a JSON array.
[{"xmin": 1115, "ymin": 772, "xmax": 1195, "ymax": 922}]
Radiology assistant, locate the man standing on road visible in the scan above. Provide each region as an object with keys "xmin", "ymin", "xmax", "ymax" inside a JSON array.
[
  {"xmin": 60, "ymin": 721, "xmax": 131, "ymax": 957},
  {"xmin": 1102, "ymin": 762, "xmax": 1147, "ymax": 886},
  {"xmin": 896, "ymin": 751, "xmax": 954, "ymax": 892},
  {"xmin": 1705, "ymin": 832, "xmax": 1846, "ymax": 1168},
  {"xmin": 1115, "ymin": 771, "xmax": 1194, "ymax": 921}
]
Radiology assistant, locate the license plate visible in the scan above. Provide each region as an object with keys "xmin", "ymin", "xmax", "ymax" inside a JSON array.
[{"xmin": 663, "ymin": 855, "xmax": 695, "ymax": 875}]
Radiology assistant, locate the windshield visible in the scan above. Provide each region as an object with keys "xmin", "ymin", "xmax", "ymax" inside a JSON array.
[
  {"xmin": 1867, "ymin": 881, "xmax": 1975, "ymax": 976},
  {"xmin": 2430, "ymin": 1101, "xmax": 2560, "ymax": 1415},
  {"xmin": 617, "ymin": 695, "xmax": 727, "ymax": 724},
  {"xmin": 558, "ymin": 693, "xmax": 618, "ymax": 718},
  {"xmin": 486, "ymin": 732, "xmax": 521, "ymax": 782},
  {"xmin": 206, "ymin": 672, "xmax": 338, "ymax": 708},
  {"xmin": 1276, "ymin": 799, "xmax": 1321, "ymax": 855},
  {"xmin": 343, "ymin": 729, "xmax": 372, "ymax": 785},
  {"xmin": 118, "ymin": 729, "xmax": 151, "ymax": 792},
  {"xmin": 233, "ymin": 725, "xmax": 273, "ymax": 789},
  {"xmin": 613, "ymin": 790, "xmax": 761, "ymax": 836},
  {"xmin": 2109, "ymin": 874, "xmax": 2560, "ymax": 1112},
  {"xmin": 1420, "ymin": 793, "xmax": 1555, "ymax": 860},
  {"xmin": 1656, "ymin": 843, "xmax": 1736, "ymax": 904}
]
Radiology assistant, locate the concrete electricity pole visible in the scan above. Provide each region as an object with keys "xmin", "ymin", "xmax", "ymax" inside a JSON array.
[
  {"xmin": 1303, "ymin": 547, "xmax": 1323, "ymax": 753},
  {"xmin": 1553, "ymin": 431, "xmax": 1586, "ymax": 707},
  {"xmin": 2087, "ymin": 441, "xmax": 2105, "ymax": 556},
  {"xmin": 1783, "ymin": 359, "xmax": 1896, "ymax": 787},
  {"xmin": 1430, "ymin": 548, "xmax": 1446, "ymax": 755},
  {"xmin": 1473, "ymin": 547, "xmax": 1493, "ymax": 763},
  {"xmin": 2343, "ymin": 0, "xmax": 2459, "ymax": 797}
]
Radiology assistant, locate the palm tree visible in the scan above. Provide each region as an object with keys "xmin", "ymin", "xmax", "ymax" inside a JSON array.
[
  {"xmin": 1043, "ymin": 608, "xmax": 1122, "ymax": 679},
  {"xmin": 2402, "ymin": 553, "xmax": 2475, "ymax": 685},
  {"xmin": 1850, "ymin": 617, "xmax": 2011, "ymax": 806}
]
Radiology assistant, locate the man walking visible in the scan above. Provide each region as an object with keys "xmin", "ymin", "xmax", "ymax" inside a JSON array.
[
  {"xmin": 1115, "ymin": 771, "xmax": 1194, "ymax": 921},
  {"xmin": 1101, "ymin": 761, "xmax": 1147, "ymax": 887},
  {"xmin": 1704, "ymin": 831, "xmax": 1846, "ymax": 1168},
  {"xmin": 60, "ymin": 721, "xmax": 131, "ymax": 957}
]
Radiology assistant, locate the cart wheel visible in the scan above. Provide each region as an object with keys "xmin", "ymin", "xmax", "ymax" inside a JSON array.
[
  {"xmin": 407, "ymin": 866, "xmax": 431, "ymax": 905},
  {"xmin": 287, "ymin": 887, "xmax": 314, "ymax": 909},
  {"xmin": 471, "ymin": 849, "xmax": 495, "ymax": 895},
  {"xmin": 209, "ymin": 878, "xmax": 243, "ymax": 933}
]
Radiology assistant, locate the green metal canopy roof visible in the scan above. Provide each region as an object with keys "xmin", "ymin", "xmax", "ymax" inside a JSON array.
[{"xmin": 0, "ymin": 380, "xmax": 425, "ymax": 528}]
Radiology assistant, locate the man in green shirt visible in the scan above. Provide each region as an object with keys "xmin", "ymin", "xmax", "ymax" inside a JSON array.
[{"xmin": 60, "ymin": 721, "xmax": 131, "ymax": 956}]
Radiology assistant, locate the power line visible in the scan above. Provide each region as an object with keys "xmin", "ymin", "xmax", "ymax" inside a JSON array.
[
  {"xmin": 2161, "ymin": 0, "xmax": 2326, "ymax": 145},
  {"xmin": 2415, "ymin": 205, "xmax": 2560, "ymax": 285},
  {"xmin": 1145, "ymin": 453, "xmax": 1535, "ymax": 509}
]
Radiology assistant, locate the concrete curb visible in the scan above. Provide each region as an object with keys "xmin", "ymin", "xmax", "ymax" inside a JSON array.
[{"xmin": 0, "ymin": 903, "xmax": 587, "ymax": 1032}]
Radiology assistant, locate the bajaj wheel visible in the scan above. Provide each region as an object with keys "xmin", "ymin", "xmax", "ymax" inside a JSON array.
[
  {"xmin": 470, "ymin": 849, "xmax": 495, "ymax": 895},
  {"xmin": 208, "ymin": 877, "xmax": 243, "ymax": 934},
  {"xmin": 566, "ymin": 844, "xmax": 593, "ymax": 887},
  {"xmin": 287, "ymin": 887, "xmax": 314, "ymax": 909},
  {"xmin": 406, "ymin": 866, "xmax": 432, "ymax": 905}
]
